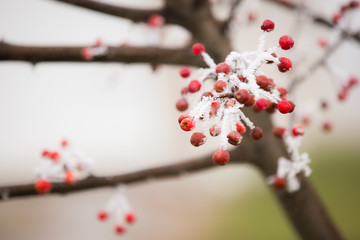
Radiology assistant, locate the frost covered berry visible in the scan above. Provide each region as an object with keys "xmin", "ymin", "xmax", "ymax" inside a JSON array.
[
  {"xmin": 227, "ymin": 131, "xmax": 242, "ymax": 145},
  {"xmin": 256, "ymin": 75, "xmax": 274, "ymax": 91},
  {"xmin": 190, "ymin": 132, "xmax": 207, "ymax": 147},
  {"xmin": 292, "ymin": 126, "xmax": 304, "ymax": 136},
  {"xmin": 179, "ymin": 67, "xmax": 191, "ymax": 78},
  {"xmin": 98, "ymin": 210, "xmax": 109, "ymax": 221},
  {"xmin": 180, "ymin": 118, "xmax": 195, "ymax": 131},
  {"xmin": 214, "ymin": 80, "xmax": 227, "ymax": 93},
  {"xmin": 188, "ymin": 80, "xmax": 202, "ymax": 92},
  {"xmin": 114, "ymin": 225, "xmax": 126, "ymax": 235},
  {"xmin": 176, "ymin": 98, "xmax": 189, "ymax": 111},
  {"xmin": 273, "ymin": 177, "xmax": 286, "ymax": 189},
  {"xmin": 234, "ymin": 89, "xmax": 250, "ymax": 104},
  {"xmin": 236, "ymin": 122, "xmax": 246, "ymax": 135},
  {"xmin": 178, "ymin": 113, "xmax": 190, "ymax": 124},
  {"xmin": 255, "ymin": 98, "xmax": 268, "ymax": 111},
  {"xmin": 64, "ymin": 171, "xmax": 76, "ymax": 185},
  {"xmin": 261, "ymin": 19, "xmax": 275, "ymax": 32},
  {"xmin": 277, "ymin": 100, "xmax": 292, "ymax": 113},
  {"xmin": 279, "ymin": 35, "xmax": 294, "ymax": 50},
  {"xmin": 251, "ymin": 127, "xmax": 263, "ymax": 140},
  {"xmin": 212, "ymin": 149, "xmax": 230, "ymax": 165},
  {"xmin": 192, "ymin": 43, "xmax": 205, "ymax": 55},
  {"xmin": 209, "ymin": 125, "xmax": 221, "ymax": 136},
  {"xmin": 277, "ymin": 87, "xmax": 288, "ymax": 99},
  {"xmin": 273, "ymin": 127, "xmax": 286, "ymax": 138},
  {"xmin": 277, "ymin": 57, "xmax": 292, "ymax": 72},
  {"xmin": 125, "ymin": 213, "xmax": 136, "ymax": 224},
  {"xmin": 35, "ymin": 179, "xmax": 52, "ymax": 194},
  {"xmin": 147, "ymin": 14, "xmax": 164, "ymax": 28},
  {"xmin": 215, "ymin": 62, "xmax": 231, "ymax": 74},
  {"xmin": 244, "ymin": 95, "xmax": 255, "ymax": 107},
  {"xmin": 49, "ymin": 151, "xmax": 60, "ymax": 161}
]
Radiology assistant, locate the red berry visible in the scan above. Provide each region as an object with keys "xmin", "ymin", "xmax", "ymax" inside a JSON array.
[
  {"xmin": 213, "ymin": 80, "xmax": 227, "ymax": 93},
  {"xmin": 277, "ymin": 100, "xmax": 292, "ymax": 113},
  {"xmin": 95, "ymin": 37, "xmax": 103, "ymax": 47},
  {"xmin": 318, "ymin": 37, "xmax": 328, "ymax": 48},
  {"xmin": 179, "ymin": 67, "xmax": 191, "ymax": 78},
  {"xmin": 210, "ymin": 101, "xmax": 220, "ymax": 116},
  {"xmin": 181, "ymin": 87, "xmax": 189, "ymax": 95},
  {"xmin": 178, "ymin": 113, "xmax": 190, "ymax": 124},
  {"xmin": 227, "ymin": 131, "xmax": 242, "ymax": 145},
  {"xmin": 251, "ymin": 127, "xmax": 263, "ymax": 140},
  {"xmin": 35, "ymin": 179, "xmax": 52, "ymax": 194},
  {"xmin": 273, "ymin": 177, "xmax": 286, "ymax": 189},
  {"xmin": 176, "ymin": 98, "xmax": 189, "ymax": 111},
  {"xmin": 338, "ymin": 87, "xmax": 348, "ymax": 101},
  {"xmin": 212, "ymin": 149, "xmax": 230, "ymax": 165},
  {"xmin": 234, "ymin": 89, "xmax": 250, "ymax": 104},
  {"xmin": 209, "ymin": 125, "xmax": 221, "ymax": 136},
  {"xmin": 64, "ymin": 171, "xmax": 76, "ymax": 185},
  {"xmin": 322, "ymin": 121, "xmax": 332, "ymax": 132},
  {"xmin": 348, "ymin": 76, "xmax": 359, "ymax": 88},
  {"xmin": 261, "ymin": 19, "xmax": 275, "ymax": 32},
  {"xmin": 277, "ymin": 87, "xmax": 288, "ymax": 99},
  {"xmin": 288, "ymin": 100, "xmax": 295, "ymax": 113},
  {"xmin": 190, "ymin": 132, "xmax": 207, "ymax": 147},
  {"xmin": 238, "ymin": 74, "xmax": 247, "ymax": 82},
  {"xmin": 215, "ymin": 62, "xmax": 231, "ymax": 74},
  {"xmin": 255, "ymin": 98, "xmax": 268, "ymax": 110},
  {"xmin": 81, "ymin": 47, "xmax": 93, "ymax": 60},
  {"xmin": 61, "ymin": 140, "xmax": 69, "ymax": 148},
  {"xmin": 349, "ymin": 1, "xmax": 360, "ymax": 8},
  {"xmin": 49, "ymin": 151, "xmax": 60, "ymax": 161},
  {"xmin": 188, "ymin": 80, "xmax": 202, "ymax": 92},
  {"xmin": 256, "ymin": 75, "xmax": 272, "ymax": 91},
  {"xmin": 332, "ymin": 12, "xmax": 342, "ymax": 24},
  {"xmin": 42, "ymin": 150, "xmax": 50, "ymax": 157},
  {"xmin": 236, "ymin": 122, "xmax": 246, "ymax": 135},
  {"xmin": 192, "ymin": 43, "xmax": 205, "ymax": 55},
  {"xmin": 114, "ymin": 225, "xmax": 126, "ymax": 235},
  {"xmin": 180, "ymin": 118, "xmax": 195, "ymax": 131},
  {"xmin": 201, "ymin": 91, "xmax": 214, "ymax": 100},
  {"xmin": 98, "ymin": 210, "xmax": 109, "ymax": 221},
  {"xmin": 266, "ymin": 102, "xmax": 277, "ymax": 114},
  {"xmin": 244, "ymin": 94, "xmax": 255, "ymax": 107},
  {"xmin": 125, "ymin": 212, "xmax": 136, "ymax": 224},
  {"xmin": 279, "ymin": 35, "xmax": 294, "ymax": 50},
  {"xmin": 292, "ymin": 126, "xmax": 304, "ymax": 136},
  {"xmin": 277, "ymin": 57, "xmax": 292, "ymax": 72},
  {"xmin": 147, "ymin": 14, "xmax": 164, "ymax": 28},
  {"xmin": 273, "ymin": 127, "xmax": 286, "ymax": 138}
]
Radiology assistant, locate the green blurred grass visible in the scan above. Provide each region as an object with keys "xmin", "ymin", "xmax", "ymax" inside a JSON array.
[{"xmin": 207, "ymin": 149, "xmax": 360, "ymax": 240}]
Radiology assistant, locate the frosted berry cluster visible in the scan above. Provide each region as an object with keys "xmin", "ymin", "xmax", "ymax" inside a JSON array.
[
  {"xmin": 269, "ymin": 126, "xmax": 311, "ymax": 192},
  {"xmin": 176, "ymin": 19, "xmax": 295, "ymax": 165},
  {"xmin": 81, "ymin": 37, "xmax": 108, "ymax": 60},
  {"xmin": 97, "ymin": 186, "xmax": 137, "ymax": 236},
  {"xmin": 34, "ymin": 140, "xmax": 93, "ymax": 194}
]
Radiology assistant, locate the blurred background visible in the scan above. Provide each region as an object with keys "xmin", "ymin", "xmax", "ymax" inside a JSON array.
[{"xmin": 0, "ymin": 0, "xmax": 359, "ymax": 239}]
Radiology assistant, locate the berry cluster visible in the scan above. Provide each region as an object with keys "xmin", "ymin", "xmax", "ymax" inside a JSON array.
[
  {"xmin": 34, "ymin": 140, "xmax": 93, "ymax": 194},
  {"xmin": 269, "ymin": 125, "xmax": 311, "ymax": 192},
  {"xmin": 81, "ymin": 37, "xmax": 108, "ymax": 60},
  {"xmin": 176, "ymin": 20, "xmax": 295, "ymax": 165},
  {"xmin": 97, "ymin": 186, "xmax": 137, "ymax": 236}
]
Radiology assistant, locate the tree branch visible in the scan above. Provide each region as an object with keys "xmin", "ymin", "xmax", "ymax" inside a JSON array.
[
  {"xmin": 0, "ymin": 41, "xmax": 205, "ymax": 67},
  {"xmin": 0, "ymin": 141, "xmax": 256, "ymax": 200},
  {"xmin": 53, "ymin": 0, "xmax": 161, "ymax": 23}
]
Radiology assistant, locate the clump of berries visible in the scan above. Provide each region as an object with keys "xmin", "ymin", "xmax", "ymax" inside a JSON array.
[
  {"xmin": 97, "ymin": 187, "xmax": 137, "ymax": 236},
  {"xmin": 34, "ymin": 140, "xmax": 93, "ymax": 194},
  {"xmin": 176, "ymin": 20, "xmax": 296, "ymax": 165}
]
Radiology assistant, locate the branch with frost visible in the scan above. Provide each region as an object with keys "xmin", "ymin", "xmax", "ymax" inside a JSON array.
[{"xmin": 0, "ymin": 41, "xmax": 205, "ymax": 67}]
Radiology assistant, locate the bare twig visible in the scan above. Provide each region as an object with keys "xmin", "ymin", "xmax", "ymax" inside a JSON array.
[{"xmin": 0, "ymin": 41, "xmax": 205, "ymax": 67}]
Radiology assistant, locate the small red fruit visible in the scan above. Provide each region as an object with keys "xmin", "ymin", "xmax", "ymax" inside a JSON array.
[
  {"xmin": 215, "ymin": 62, "xmax": 231, "ymax": 74},
  {"xmin": 261, "ymin": 19, "xmax": 275, "ymax": 32},
  {"xmin": 209, "ymin": 125, "xmax": 221, "ymax": 136},
  {"xmin": 322, "ymin": 121, "xmax": 332, "ymax": 132},
  {"xmin": 214, "ymin": 80, "xmax": 227, "ymax": 93},
  {"xmin": 277, "ymin": 87, "xmax": 288, "ymax": 99},
  {"xmin": 277, "ymin": 100, "xmax": 292, "ymax": 113},
  {"xmin": 277, "ymin": 57, "xmax": 292, "ymax": 72},
  {"xmin": 35, "ymin": 179, "xmax": 52, "ymax": 194},
  {"xmin": 97, "ymin": 210, "xmax": 109, "ymax": 221},
  {"xmin": 273, "ymin": 127, "xmax": 287, "ymax": 138},
  {"xmin": 64, "ymin": 171, "xmax": 76, "ymax": 185},
  {"xmin": 292, "ymin": 126, "xmax": 304, "ymax": 136},
  {"xmin": 190, "ymin": 132, "xmax": 207, "ymax": 147},
  {"xmin": 234, "ymin": 89, "xmax": 250, "ymax": 104},
  {"xmin": 125, "ymin": 212, "xmax": 136, "ymax": 224},
  {"xmin": 179, "ymin": 67, "xmax": 191, "ymax": 78},
  {"xmin": 178, "ymin": 113, "xmax": 190, "ymax": 124},
  {"xmin": 81, "ymin": 47, "xmax": 93, "ymax": 60},
  {"xmin": 273, "ymin": 177, "xmax": 286, "ymax": 189},
  {"xmin": 147, "ymin": 14, "xmax": 164, "ymax": 28},
  {"xmin": 236, "ymin": 122, "xmax": 246, "ymax": 135},
  {"xmin": 180, "ymin": 118, "xmax": 195, "ymax": 131},
  {"xmin": 61, "ymin": 140, "xmax": 69, "ymax": 148},
  {"xmin": 192, "ymin": 43, "xmax": 205, "ymax": 55},
  {"xmin": 279, "ymin": 35, "xmax": 294, "ymax": 50},
  {"xmin": 188, "ymin": 80, "xmax": 202, "ymax": 92},
  {"xmin": 227, "ymin": 131, "xmax": 242, "ymax": 145},
  {"xmin": 255, "ymin": 98, "xmax": 268, "ymax": 110},
  {"xmin": 42, "ymin": 150, "xmax": 50, "ymax": 157},
  {"xmin": 114, "ymin": 225, "xmax": 126, "ymax": 235},
  {"xmin": 212, "ymin": 149, "xmax": 230, "ymax": 165},
  {"xmin": 251, "ymin": 127, "xmax": 263, "ymax": 140},
  {"xmin": 176, "ymin": 98, "xmax": 189, "ymax": 111},
  {"xmin": 244, "ymin": 95, "xmax": 255, "ymax": 107},
  {"xmin": 332, "ymin": 12, "xmax": 342, "ymax": 24},
  {"xmin": 49, "ymin": 151, "xmax": 60, "ymax": 161}
]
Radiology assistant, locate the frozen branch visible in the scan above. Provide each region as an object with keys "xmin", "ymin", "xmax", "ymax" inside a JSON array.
[{"xmin": 0, "ymin": 41, "xmax": 205, "ymax": 67}]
